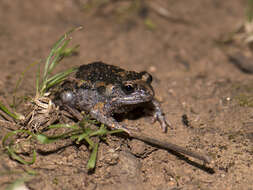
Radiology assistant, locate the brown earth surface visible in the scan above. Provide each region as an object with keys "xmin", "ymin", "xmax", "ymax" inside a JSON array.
[{"xmin": 1, "ymin": 0, "xmax": 253, "ymax": 190}]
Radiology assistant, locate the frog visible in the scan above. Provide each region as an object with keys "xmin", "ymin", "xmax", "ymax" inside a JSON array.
[{"xmin": 54, "ymin": 62, "xmax": 171, "ymax": 134}]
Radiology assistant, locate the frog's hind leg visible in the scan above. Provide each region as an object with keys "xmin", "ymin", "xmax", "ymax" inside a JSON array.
[
  {"xmin": 89, "ymin": 102, "xmax": 130, "ymax": 134},
  {"xmin": 62, "ymin": 105, "xmax": 83, "ymax": 121}
]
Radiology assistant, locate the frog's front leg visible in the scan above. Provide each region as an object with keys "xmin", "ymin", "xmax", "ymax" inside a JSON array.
[
  {"xmin": 151, "ymin": 99, "xmax": 172, "ymax": 133},
  {"xmin": 89, "ymin": 102, "xmax": 130, "ymax": 133}
]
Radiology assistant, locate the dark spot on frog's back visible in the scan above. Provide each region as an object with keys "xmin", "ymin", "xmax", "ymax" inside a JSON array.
[{"xmin": 76, "ymin": 62, "xmax": 144, "ymax": 84}]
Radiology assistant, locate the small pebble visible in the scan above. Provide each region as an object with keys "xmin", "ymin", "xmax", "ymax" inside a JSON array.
[{"xmin": 149, "ymin": 66, "xmax": 157, "ymax": 72}]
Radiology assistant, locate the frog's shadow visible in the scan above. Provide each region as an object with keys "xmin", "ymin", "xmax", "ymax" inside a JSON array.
[{"xmin": 113, "ymin": 106, "xmax": 152, "ymax": 122}]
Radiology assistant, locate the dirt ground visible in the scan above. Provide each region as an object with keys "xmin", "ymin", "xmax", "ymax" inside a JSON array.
[{"xmin": 1, "ymin": 0, "xmax": 253, "ymax": 190}]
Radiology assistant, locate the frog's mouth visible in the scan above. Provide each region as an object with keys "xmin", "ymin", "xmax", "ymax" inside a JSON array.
[
  {"xmin": 113, "ymin": 92, "xmax": 154, "ymax": 105},
  {"xmin": 113, "ymin": 80, "xmax": 155, "ymax": 105}
]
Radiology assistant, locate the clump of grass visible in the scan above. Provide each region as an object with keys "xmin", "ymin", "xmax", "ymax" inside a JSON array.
[
  {"xmin": 246, "ymin": 0, "xmax": 253, "ymax": 23},
  {"xmin": 37, "ymin": 27, "xmax": 80, "ymax": 97},
  {"xmin": 235, "ymin": 94, "xmax": 253, "ymax": 107},
  {"xmin": 1, "ymin": 26, "xmax": 124, "ymax": 171},
  {"xmin": 41, "ymin": 120, "xmax": 123, "ymax": 171},
  {"xmin": 241, "ymin": 0, "xmax": 253, "ymax": 44},
  {"xmin": 218, "ymin": 0, "xmax": 253, "ymax": 45},
  {"xmin": 2, "ymin": 116, "xmax": 123, "ymax": 170},
  {"xmin": 144, "ymin": 18, "xmax": 156, "ymax": 30},
  {"xmin": 2, "ymin": 129, "xmax": 37, "ymax": 165},
  {"xmin": 0, "ymin": 27, "xmax": 81, "ymax": 121}
]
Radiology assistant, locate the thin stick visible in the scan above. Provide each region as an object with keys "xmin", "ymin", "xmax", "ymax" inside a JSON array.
[{"xmin": 129, "ymin": 131, "xmax": 211, "ymax": 164}]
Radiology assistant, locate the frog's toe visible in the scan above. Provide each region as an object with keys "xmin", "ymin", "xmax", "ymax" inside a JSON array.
[{"xmin": 152, "ymin": 111, "xmax": 172, "ymax": 133}]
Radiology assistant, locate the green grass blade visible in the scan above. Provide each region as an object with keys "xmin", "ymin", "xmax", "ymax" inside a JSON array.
[
  {"xmin": 40, "ymin": 26, "xmax": 82, "ymax": 96},
  {"xmin": 36, "ymin": 134, "xmax": 57, "ymax": 144},
  {"xmin": 36, "ymin": 63, "xmax": 41, "ymax": 96},
  {"xmin": 0, "ymin": 102, "xmax": 20, "ymax": 120},
  {"xmin": 43, "ymin": 34, "xmax": 68, "ymax": 81},
  {"xmin": 89, "ymin": 127, "xmax": 108, "ymax": 137},
  {"xmin": 47, "ymin": 123, "xmax": 79, "ymax": 130},
  {"xmin": 12, "ymin": 61, "xmax": 39, "ymax": 108},
  {"xmin": 87, "ymin": 142, "xmax": 99, "ymax": 171},
  {"xmin": 247, "ymin": 0, "xmax": 253, "ymax": 22},
  {"xmin": 46, "ymin": 40, "xmax": 70, "ymax": 77},
  {"xmin": 36, "ymin": 130, "xmax": 81, "ymax": 144},
  {"xmin": 89, "ymin": 124, "xmax": 120, "ymax": 137},
  {"xmin": 83, "ymin": 136, "xmax": 94, "ymax": 148},
  {"xmin": 75, "ymin": 133, "xmax": 94, "ymax": 148},
  {"xmin": 60, "ymin": 44, "xmax": 80, "ymax": 57},
  {"xmin": 43, "ymin": 26, "xmax": 82, "ymax": 82},
  {"xmin": 79, "ymin": 116, "xmax": 99, "ymax": 126},
  {"xmin": 44, "ymin": 67, "xmax": 77, "ymax": 92},
  {"xmin": 2, "ymin": 130, "xmax": 36, "ymax": 165},
  {"xmin": 2, "ymin": 130, "xmax": 35, "ymax": 147},
  {"xmin": 106, "ymin": 129, "xmax": 125, "ymax": 135},
  {"xmin": 47, "ymin": 39, "xmax": 71, "ymax": 74},
  {"xmin": 88, "ymin": 124, "xmax": 124, "ymax": 137},
  {"xmin": 6, "ymin": 147, "xmax": 36, "ymax": 165}
]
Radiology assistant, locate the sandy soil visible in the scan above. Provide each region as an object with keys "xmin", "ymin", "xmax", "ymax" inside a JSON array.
[{"xmin": 1, "ymin": 0, "xmax": 253, "ymax": 189}]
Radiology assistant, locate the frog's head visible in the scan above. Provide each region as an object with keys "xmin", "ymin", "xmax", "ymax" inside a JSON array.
[{"xmin": 108, "ymin": 71, "xmax": 154, "ymax": 105}]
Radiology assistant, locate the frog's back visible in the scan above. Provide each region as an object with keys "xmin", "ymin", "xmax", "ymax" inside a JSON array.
[{"xmin": 76, "ymin": 62, "xmax": 143, "ymax": 85}]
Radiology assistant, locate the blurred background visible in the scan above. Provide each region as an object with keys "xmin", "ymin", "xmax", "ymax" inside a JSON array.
[
  {"xmin": 0, "ymin": 0, "xmax": 247, "ymax": 94},
  {"xmin": 2, "ymin": 1, "xmax": 253, "ymax": 190}
]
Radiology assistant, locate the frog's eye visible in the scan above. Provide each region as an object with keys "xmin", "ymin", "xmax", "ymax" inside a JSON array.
[{"xmin": 122, "ymin": 83, "xmax": 135, "ymax": 94}]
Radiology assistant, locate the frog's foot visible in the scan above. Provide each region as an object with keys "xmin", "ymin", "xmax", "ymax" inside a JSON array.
[
  {"xmin": 151, "ymin": 99, "xmax": 172, "ymax": 133},
  {"xmin": 152, "ymin": 110, "xmax": 171, "ymax": 133},
  {"xmin": 63, "ymin": 105, "xmax": 83, "ymax": 121}
]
